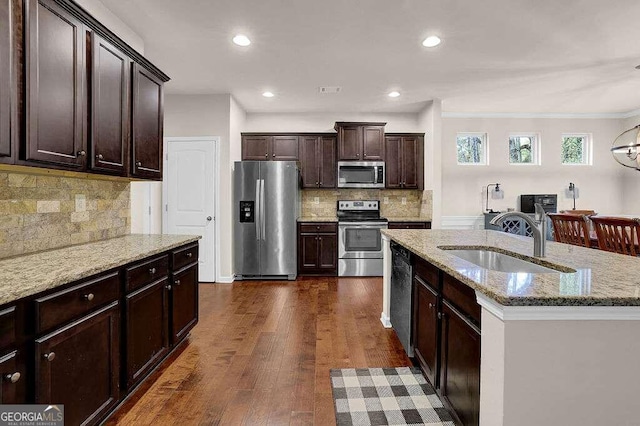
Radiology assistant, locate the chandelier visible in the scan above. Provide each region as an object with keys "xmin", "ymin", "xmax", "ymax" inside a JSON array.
[{"xmin": 611, "ymin": 125, "xmax": 640, "ymax": 170}]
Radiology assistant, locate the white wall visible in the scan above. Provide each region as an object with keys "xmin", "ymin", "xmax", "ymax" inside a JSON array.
[
  {"xmin": 418, "ymin": 101, "xmax": 443, "ymax": 228},
  {"xmin": 74, "ymin": 0, "xmax": 144, "ymax": 53},
  {"xmin": 441, "ymin": 117, "xmax": 626, "ymax": 217},
  {"xmin": 619, "ymin": 114, "xmax": 640, "ymax": 214},
  {"xmin": 163, "ymin": 94, "xmax": 237, "ymax": 282},
  {"xmin": 244, "ymin": 112, "xmax": 422, "ymax": 133}
]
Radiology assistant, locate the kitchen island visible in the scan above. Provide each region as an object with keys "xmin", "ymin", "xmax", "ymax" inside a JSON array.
[{"xmin": 381, "ymin": 229, "xmax": 640, "ymax": 426}]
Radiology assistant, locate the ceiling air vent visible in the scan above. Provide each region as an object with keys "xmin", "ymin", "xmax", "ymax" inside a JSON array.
[{"xmin": 318, "ymin": 86, "xmax": 341, "ymax": 94}]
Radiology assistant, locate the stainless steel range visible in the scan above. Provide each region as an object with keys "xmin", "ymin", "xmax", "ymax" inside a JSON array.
[{"xmin": 337, "ymin": 200, "xmax": 388, "ymax": 276}]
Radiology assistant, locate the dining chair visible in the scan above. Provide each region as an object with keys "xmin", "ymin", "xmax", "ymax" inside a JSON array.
[
  {"xmin": 589, "ymin": 216, "xmax": 640, "ymax": 256},
  {"xmin": 548, "ymin": 213, "xmax": 592, "ymax": 247}
]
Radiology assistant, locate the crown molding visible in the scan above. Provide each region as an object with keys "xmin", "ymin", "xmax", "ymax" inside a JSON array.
[{"xmin": 442, "ymin": 110, "xmax": 640, "ymax": 120}]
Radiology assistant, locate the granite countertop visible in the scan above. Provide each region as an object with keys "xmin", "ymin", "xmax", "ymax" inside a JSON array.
[
  {"xmin": 382, "ymin": 229, "xmax": 640, "ymax": 307},
  {"xmin": 298, "ymin": 216, "xmax": 338, "ymax": 222},
  {"xmin": 0, "ymin": 234, "xmax": 201, "ymax": 306},
  {"xmin": 385, "ymin": 216, "xmax": 432, "ymax": 222}
]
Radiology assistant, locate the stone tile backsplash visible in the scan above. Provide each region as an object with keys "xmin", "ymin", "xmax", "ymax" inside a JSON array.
[
  {"xmin": 301, "ymin": 189, "xmax": 432, "ymax": 219},
  {"xmin": 0, "ymin": 172, "xmax": 130, "ymax": 259}
]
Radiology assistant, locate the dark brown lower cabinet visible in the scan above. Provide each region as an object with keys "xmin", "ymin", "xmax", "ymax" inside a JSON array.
[
  {"xmin": 0, "ymin": 350, "xmax": 25, "ymax": 404},
  {"xmin": 297, "ymin": 222, "xmax": 338, "ymax": 276},
  {"xmin": 440, "ymin": 300, "xmax": 481, "ymax": 426},
  {"xmin": 35, "ymin": 302, "xmax": 120, "ymax": 426},
  {"xmin": 125, "ymin": 278, "xmax": 169, "ymax": 389},
  {"xmin": 171, "ymin": 264, "xmax": 198, "ymax": 344},
  {"xmin": 413, "ymin": 276, "xmax": 439, "ymax": 386}
]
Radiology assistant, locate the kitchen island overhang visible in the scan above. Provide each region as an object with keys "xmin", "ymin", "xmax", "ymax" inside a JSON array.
[{"xmin": 381, "ymin": 229, "xmax": 640, "ymax": 426}]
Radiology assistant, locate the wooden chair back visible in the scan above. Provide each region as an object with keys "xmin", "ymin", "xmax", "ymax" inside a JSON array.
[
  {"xmin": 590, "ymin": 216, "xmax": 640, "ymax": 256},
  {"xmin": 548, "ymin": 213, "xmax": 591, "ymax": 247},
  {"xmin": 560, "ymin": 210, "xmax": 596, "ymax": 216}
]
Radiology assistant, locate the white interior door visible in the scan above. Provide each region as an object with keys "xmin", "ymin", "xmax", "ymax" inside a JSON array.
[{"xmin": 165, "ymin": 138, "xmax": 216, "ymax": 282}]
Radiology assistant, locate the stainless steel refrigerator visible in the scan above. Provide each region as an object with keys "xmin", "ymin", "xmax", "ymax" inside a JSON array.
[{"xmin": 233, "ymin": 161, "xmax": 299, "ymax": 280}]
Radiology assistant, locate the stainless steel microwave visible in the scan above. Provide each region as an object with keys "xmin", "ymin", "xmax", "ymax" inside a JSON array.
[{"xmin": 337, "ymin": 161, "xmax": 385, "ymax": 188}]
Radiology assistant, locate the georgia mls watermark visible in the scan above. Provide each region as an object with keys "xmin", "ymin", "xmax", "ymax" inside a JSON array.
[{"xmin": 0, "ymin": 405, "xmax": 64, "ymax": 426}]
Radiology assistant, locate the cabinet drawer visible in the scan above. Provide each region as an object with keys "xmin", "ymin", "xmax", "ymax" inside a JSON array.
[
  {"xmin": 299, "ymin": 222, "xmax": 337, "ymax": 234},
  {"xmin": 35, "ymin": 272, "xmax": 120, "ymax": 334},
  {"xmin": 126, "ymin": 255, "xmax": 169, "ymax": 292},
  {"xmin": 171, "ymin": 244, "xmax": 198, "ymax": 271},
  {"xmin": 0, "ymin": 307, "xmax": 15, "ymax": 352},
  {"xmin": 442, "ymin": 274, "xmax": 481, "ymax": 326},
  {"xmin": 414, "ymin": 258, "xmax": 439, "ymax": 291}
]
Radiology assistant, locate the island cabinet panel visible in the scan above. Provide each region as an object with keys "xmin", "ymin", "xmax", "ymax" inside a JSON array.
[
  {"xmin": 0, "ymin": 0, "xmax": 11, "ymax": 160},
  {"xmin": 0, "ymin": 306, "xmax": 15, "ymax": 352},
  {"xmin": 131, "ymin": 63, "xmax": 164, "ymax": 180},
  {"xmin": 439, "ymin": 300, "xmax": 481, "ymax": 426},
  {"xmin": 25, "ymin": 0, "xmax": 87, "ymax": 168},
  {"xmin": 170, "ymin": 264, "xmax": 198, "ymax": 345},
  {"xmin": 300, "ymin": 135, "xmax": 336, "ymax": 188},
  {"xmin": 0, "ymin": 350, "xmax": 25, "ymax": 404},
  {"xmin": 413, "ymin": 276, "xmax": 439, "ymax": 386},
  {"xmin": 125, "ymin": 277, "xmax": 169, "ymax": 389},
  {"xmin": 335, "ymin": 122, "xmax": 386, "ymax": 161},
  {"xmin": 90, "ymin": 32, "xmax": 130, "ymax": 175},
  {"xmin": 385, "ymin": 133, "xmax": 424, "ymax": 189},
  {"xmin": 35, "ymin": 302, "xmax": 120, "ymax": 426},
  {"xmin": 297, "ymin": 222, "xmax": 338, "ymax": 276}
]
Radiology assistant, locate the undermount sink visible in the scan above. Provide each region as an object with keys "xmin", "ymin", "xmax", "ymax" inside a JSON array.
[{"xmin": 439, "ymin": 247, "xmax": 575, "ymax": 274}]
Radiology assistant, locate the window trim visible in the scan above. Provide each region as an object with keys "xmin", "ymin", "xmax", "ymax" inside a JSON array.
[
  {"xmin": 456, "ymin": 132, "xmax": 488, "ymax": 165},
  {"xmin": 561, "ymin": 133, "xmax": 592, "ymax": 166},
  {"xmin": 508, "ymin": 133, "xmax": 540, "ymax": 166}
]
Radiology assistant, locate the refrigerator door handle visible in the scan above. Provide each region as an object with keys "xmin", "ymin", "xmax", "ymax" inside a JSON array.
[
  {"xmin": 255, "ymin": 179, "xmax": 261, "ymax": 240},
  {"xmin": 260, "ymin": 179, "xmax": 266, "ymax": 240}
]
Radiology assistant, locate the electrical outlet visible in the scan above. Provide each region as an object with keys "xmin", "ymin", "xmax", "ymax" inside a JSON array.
[
  {"xmin": 314, "ymin": 197, "xmax": 320, "ymax": 205},
  {"xmin": 402, "ymin": 197, "xmax": 407, "ymax": 205},
  {"xmin": 383, "ymin": 197, "xmax": 389, "ymax": 204}
]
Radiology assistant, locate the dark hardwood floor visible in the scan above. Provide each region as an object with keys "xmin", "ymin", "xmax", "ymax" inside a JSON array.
[{"xmin": 106, "ymin": 277, "xmax": 411, "ymax": 425}]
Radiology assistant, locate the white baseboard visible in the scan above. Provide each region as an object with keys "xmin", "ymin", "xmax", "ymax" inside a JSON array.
[
  {"xmin": 441, "ymin": 215, "xmax": 485, "ymax": 230},
  {"xmin": 380, "ymin": 312, "xmax": 392, "ymax": 328},
  {"xmin": 216, "ymin": 275, "xmax": 235, "ymax": 284}
]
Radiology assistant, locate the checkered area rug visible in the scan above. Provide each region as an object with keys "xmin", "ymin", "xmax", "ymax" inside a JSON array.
[{"xmin": 330, "ymin": 367, "xmax": 455, "ymax": 426}]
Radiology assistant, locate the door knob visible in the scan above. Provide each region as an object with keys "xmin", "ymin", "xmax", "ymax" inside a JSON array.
[
  {"xmin": 43, "ymin": 352, "xmax": 55, "ymax": 362},
  {"xmin": 96, "ymin": 154, "xmax": 104, "ymax": 160},
  {"xmin": 5, "ymin": 372, "xmax": 20, "ymax": 383},
  {"xmin": 149, "ymin": 267, "xmax": 156, "ymax": 274},
  {"xmin": 136, "ymin": 161, "xmax": 142, "ymax": 167},
  {"xmin": 206, "ymin": 216, "xmax": 212, "ymax": 221},
  {"xmin": 175, "ymin": 279, "xmax": 181, "ymax": 286},
  {"xmin": 77, "ymin": 150, "xmax": 86, "ymax": 156},
  {"xmin": 165, "ymin": 284, "xmax": 172, "ymax": 290},
  {"xmin": 83, "ymin": 293, "xmax": 95, "ymax": 301}
]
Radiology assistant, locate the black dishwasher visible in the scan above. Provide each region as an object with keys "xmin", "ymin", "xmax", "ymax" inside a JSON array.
[{"xmin": 390, "ymin": 242, "xmax": 413, "ymax": 357}]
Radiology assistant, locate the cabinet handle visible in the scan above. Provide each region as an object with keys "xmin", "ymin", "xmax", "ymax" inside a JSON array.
[
  {"xmin": 136, "ymin": 161, "xmax": 142, "ymax": 167},
  {"xmin": 186, "ymin": 252, "xmax": 193, "ymax": 258},
  {"xmin": 265, "ymin": 153, "xmax": 268, "ymax": 159},
  {"xmin": 96, "ymin": 154, "xmax": 104, "ymax": 160},
  {"xmin": 77, "ymin": 150, "xmax": 86, "ymax": 157},
  {"xmin": 43, "ymin": 352, "xmax": 55, "ymax": 362},
  {"xmin": 166, "ymin": 284, "xmax": 172, "ymax": 290},
  {"xmin": 5, "ymin": 372, "xmax": 20, "ymax": 383},
  {"xmin": 319, "ymin": 237, "xmax": 322, "ymax": 241},
  {"xmin": 83, "ymin": 293, "xmax": 95, "ymax": 301},
  {"xmin": 272, "ymin": 153, "xmax": 275, "ymax": 158},
  {"xmin": 315, "ymin": 181, "xmax": 318, "ymax": 186},
  {"xmin": 364, "ymin": 153, "xmax": 367, "ymax": 157},
  {"xmin": 437, "ymin": 312, "xmax": 443, "ymax": 320},
  {"xmin": 149, "ymin": 267, "xmax": 156, "ymax": 274},
  {"xmin": 319, "ymin": 182, "xmax": 323, "ymax": 186},
  {"xmin": 175, "ymin": 279, "xmax": 181, "ymax": 286},
  {"xmin": 428, "ymin": 303, "xmax": 434, "ymax": 309}
]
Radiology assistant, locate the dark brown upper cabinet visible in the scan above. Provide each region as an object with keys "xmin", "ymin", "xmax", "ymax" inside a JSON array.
[
  {"xmin": 334, "ymin": 122, "xmax": 385, "ymax": 161},
  {"xmin": 385, "ymin": 133, "xmax": 424, "ymax": 190},
  {"xmin": 241, "ymin": 134, "xmax": 300, "ymax": 161},
  {"xmin": 0, "ymin": 0, "xmax": 12, "ymax": 161},
  {"xmin": 299, "ymin": 134, "xmax": 336, "ymax": 188},
  {"xmin": 25, "ymin": 0, "xmax": 86, "ymax": 168},
  {"xmin": 90, "ymin": 32, "xmax": 130, "ymax": 175},
  {"xmin": 131, "ymin": 63, "xmax": 164, "ymax": 180}
]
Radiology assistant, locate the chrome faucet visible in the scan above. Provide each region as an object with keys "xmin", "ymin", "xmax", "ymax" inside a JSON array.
[{"xmin": 489, "ymin": 203, "xmax": 548, "ymax": 257}]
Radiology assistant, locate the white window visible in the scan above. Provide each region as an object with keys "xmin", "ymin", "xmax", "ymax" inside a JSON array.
[
  {"xmin": 561, "ymin": 134, "xmax": 591, "ymax": 165},
  {"xmin": 509, "ymin": 134, "xmax": 539, "ymax": 165},
  {"xmin": 456, "ymin": 133, "xmax": 487, "ymax": 165}
]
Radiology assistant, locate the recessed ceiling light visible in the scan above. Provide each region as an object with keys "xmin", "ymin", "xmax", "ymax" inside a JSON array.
[
  {"xmin": 232, "ymin": 34, "xmax": 251, "ymax": 47},
  {"xmin": 388, "ymin": 91, "xmax": 400, "ymax": 98},
  {"xmin": 262, "ymin": 91, "xmax": 274, "ymax": 98},
  {"xmin": 422, "ymin": 35, "xmax": 441, "ymax": 48}
]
